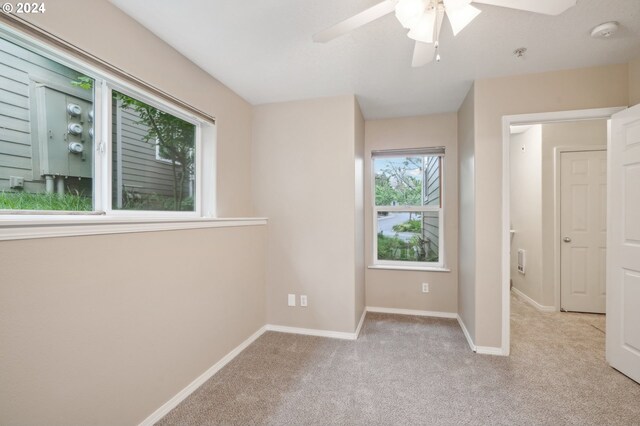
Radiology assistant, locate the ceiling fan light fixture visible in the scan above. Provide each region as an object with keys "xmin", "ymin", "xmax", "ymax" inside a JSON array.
[
  {"xmin": 442, "ymin": 0, "xmax": 472, "ymax": 10},
  {"xmin": 407, "ymin": 10, "xmax": 437, "ymax": 43},
  {"xmin": 445, "ymin": 3, "xmax": 481, "ymax": 36},
  {"xmin": 395, "ymin": 0, "xmax": 427, "ymax": 29}
]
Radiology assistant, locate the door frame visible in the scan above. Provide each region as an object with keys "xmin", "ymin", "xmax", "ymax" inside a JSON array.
[
  {"xmin": 500, "ymin": 107, "xmax": 626, "ymax": 355},
  {"xmin": 554, "ymin": 146, "xmax": 607, "ymax": 312}
]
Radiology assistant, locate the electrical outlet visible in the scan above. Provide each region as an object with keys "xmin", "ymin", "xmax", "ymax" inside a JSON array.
[
  {"xmin": 422, "ymin": 283, "xmax": 429, "ymax": 293},
  {"xmin": 288, "ymin": 294, "xmax": 296, "ymax": 307},
  {"xmin": 300, "ymin": 295, "xmax": 308, "ymax": 307}
]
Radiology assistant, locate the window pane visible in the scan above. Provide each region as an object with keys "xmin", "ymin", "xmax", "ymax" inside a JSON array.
[
  {"xmin": 377, "ymin": 210, "xmax": 439, "ymax": 263},
  {"xmin": 374, "ymin": 156, "xmax": 423, "ymax": 206},
  {"xmin": 0, "ymin": 37, "xmax": 94, "ymax": 211},
  {"xmin": 112, "ymin": 90, "xmax": 195, "ymax": 211}
]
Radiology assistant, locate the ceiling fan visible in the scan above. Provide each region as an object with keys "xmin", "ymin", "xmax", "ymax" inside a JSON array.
[{"xmin": 313, "ymin": 0, "xmax": 577, "ymax": 67}]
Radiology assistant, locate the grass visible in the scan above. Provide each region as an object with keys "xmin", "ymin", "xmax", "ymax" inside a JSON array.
[{"xmin": 0, "ymin": 191, "xmax": 92, "ymax": 211}]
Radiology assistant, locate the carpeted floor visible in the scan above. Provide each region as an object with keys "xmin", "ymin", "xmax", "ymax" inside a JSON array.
[{"xmin": 157, "ymin": 296, "xmax": 640, "ymax": 425}]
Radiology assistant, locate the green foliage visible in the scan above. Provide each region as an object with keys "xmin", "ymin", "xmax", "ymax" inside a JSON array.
[
  {"xmin": 377, "ymin": 232, "xmax": 438, "ymax": 263},
  {"xmin": 375, "ymin": 157, "xmax": 422, "ymax": 206},
  {"xmin": 392, "ymin": 219, "xmax": 421, "ymax": 233},
  {"xmin": 70, "ymin": 75, "xmax": 93, "ymax": 90},
  {"xmin": 0, "ymin": 191, "xmax": 91, "ymax": 211},
  {"xmin": 71, "ymin": 76, "xmax": 194, "ymax": 210},
  {"xmin": 116, "ymin": 90, "xmax": 195, "ymax": 210}
]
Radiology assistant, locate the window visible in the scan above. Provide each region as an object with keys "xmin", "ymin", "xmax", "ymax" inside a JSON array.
[
  {"xmin": 0, "ymin": 29, "xmax": 212, "ymax": 217},
  {"xmin": 372, "ymin": 148, "xmax": 444, "ymax": 268},
  {"xmin": 112, "ymin": 91, "xmax": 196, "ymax": 211}
]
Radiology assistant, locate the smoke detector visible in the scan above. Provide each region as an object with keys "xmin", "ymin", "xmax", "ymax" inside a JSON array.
[{"xmin": 590, "ymin": 22, "xmax": 619, "ymax": 38}]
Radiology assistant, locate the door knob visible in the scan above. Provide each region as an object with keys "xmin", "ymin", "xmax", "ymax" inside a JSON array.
[{"xmin": 563, "ymin": 237, "xmax": 572, "ymax": 243}]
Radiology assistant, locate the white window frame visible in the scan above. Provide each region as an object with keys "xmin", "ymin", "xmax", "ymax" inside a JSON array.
[
  {"xmin": 371, "ymin": 149, "xmax": 446, "ymax": 270},
  {"xmin": 0, "ymin": 24, "xmax": 216, "ymax": 224}
]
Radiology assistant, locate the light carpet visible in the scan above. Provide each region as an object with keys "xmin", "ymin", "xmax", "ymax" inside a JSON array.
[{"xmin": 157, "ymin": 296, "xmax": 640, "ymax": 425}]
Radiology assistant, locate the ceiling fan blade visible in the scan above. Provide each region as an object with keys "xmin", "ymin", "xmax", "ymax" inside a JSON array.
[
  {"xmin": 412, "ymin": 41, "xmax": 435, "ymax": 67},
  {"xmin": 313, "ymin": 0, "xmax": 397, "ymax": 43},
  {"xmin": 408, "ymin": 9, "xmax": 436, "ymax": 43},
  {"xmin": 445, "ymin": 3, "xmax": 481, "ymax": 36},
  {"xmin": 472, "ymin": 0, "xmax": 576, "ymax": 15}
]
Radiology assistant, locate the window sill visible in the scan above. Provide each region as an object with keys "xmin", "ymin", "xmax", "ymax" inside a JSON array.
[
  {"xmin": 0, "ymin": 216, "xmax": 268, "ymax": 241},
  {"xmin": 368, "ymin": 265, "xmax": 451, "ymax": 272}
]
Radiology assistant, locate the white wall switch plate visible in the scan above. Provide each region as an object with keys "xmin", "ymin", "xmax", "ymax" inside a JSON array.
[
  {"xmin": 422, "ymin": 283, "xmax": 429, "ymax": 293},
  {"xmin": 300, "ymin": 295, "xmax": 308, "ymax": 307},
  {"xmin": 288, "ymin": 294, "xmax": 296, "ymax": 307}
]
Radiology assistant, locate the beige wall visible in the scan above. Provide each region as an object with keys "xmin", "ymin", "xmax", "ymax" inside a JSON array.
[
  {"xmin": 0, "ymin": 226, "xmax": 266, "ymax": 426},
  {"xmin": 354, "ymin": 101, "xmax": 366, "ymax": 325},
  {"xmin": 365, "ymin": 113, "xmax": 458, "ymax": 313},
  {"xmin": 252, "ymin": 95, "xmax": 363, "ymax": 333},
  {"xmin": 509, "ymin": 126, "xmax": 543, "ymax": 302},
  {"xmin": 630, "ymin": 58, "xmax": 640, "ymax": 106},
  {"xmin": 472, "ymin": 63, "xmax": 628, "ymax": 347},
  {"xmin": 457, "ymin": 87, "xmax": 476, "ymax": 340},
  {"xmin": 1, "ymin": 3, "xmax": 265, "ymax": 425},
  {"xmin": 539, "ymin": 120, "xmax": 608, "ymax": 306},
  {"xmin": 10, "ymin": 0, "xmax": 254, "ymax": 217}
]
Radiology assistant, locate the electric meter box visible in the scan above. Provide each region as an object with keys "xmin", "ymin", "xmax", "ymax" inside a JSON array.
[{"xmin": 35, "ymin": 85, "xmax": 93, "ymax": 179}]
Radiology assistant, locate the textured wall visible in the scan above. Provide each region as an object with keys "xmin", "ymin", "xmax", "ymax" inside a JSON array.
[
  {"xmin": 457, "ymin": 87, "xmax": 476, "ymax": 341},
  {"xmin": 539, "ymin": 120, "xmax": 608, "ymax": 307},
  {"xmin": 473, "ymin": 63, "xmax": 628, "ymax": 348},
  {"xmin": 0, "ymin": 226, "xmax": 266, "ymax": 425},
  {"xmin": 1, "ymin": 2, "xmax": 264, "ymax": 425},
  {"xmin": 510, "ymin": 125, "xmax": 543, "ymax": 303},
  {"xmin": 365, "ymin": 113, "xmax": 458, "ymax": 314},
  {"xmin": 252, "ymin": 95, "xmax": 362, "ymax": 333}
]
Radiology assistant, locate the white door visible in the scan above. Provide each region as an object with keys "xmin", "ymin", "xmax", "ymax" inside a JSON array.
[
  {"xmin": 607, "ymin": 105, "xmax": 640, "ymax": 384},
  {"xmin": 560, "ymin": 150, "xmax": 607, "ymax": 313}
]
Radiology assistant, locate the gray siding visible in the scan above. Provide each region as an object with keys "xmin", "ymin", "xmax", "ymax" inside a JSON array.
[
  {"xmin": 113, "ymin": 102, "xmax": 191, "ymax": 207},
  {"xmin": 0, "ymin": 36, "xmax": 89, "ymax": 192},
  {"xmin": 422, "ymin": 156, "xmax": 441, "ymax": 260}
]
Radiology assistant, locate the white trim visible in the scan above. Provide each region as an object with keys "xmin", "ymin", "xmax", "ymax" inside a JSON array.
[
  {"xmin": 355, "ymin": 308, "xmax": 367, "ymax": 338},
  {"xmin": 510, "ymin": 287, "xmax": 556, "ymax": 313},
  {"xmin": 501, "ymin": 107, "xmax": 625, "ymax": 358},
  {"xmin": 475, "ymin": 346, "xmax": 506, "ymax": 356},
  {"xmin": 553, "ymin": 146, "xmax": 607, "ymax": 312},
  {"xmin": 367, "ymin": 265, "xmax": 451, "ymax": 272},
  {"xmin": 0, "ymin": 25, "xmax": 215, "ymax": 220},
  {"xmin": 0, "ymin": 217, "xmax": 267, "ymax": 241},
  {"xmin": 456, "ymin": 315, "xmax": 476, "ymax": 352},
  {"xmin": 370, "ymin": 152, "xmax": 446, "ymax": 270},
  {"xmin": 366, "ymin": 306, "xmax": 457, "ymax": 318},
  {"xmin": 265, "ymin": 324, "xmax": 359, "ymax": 340},
  {"xmin": 138, "ymin": 325, "xmax": 267, "ymax": 426}
]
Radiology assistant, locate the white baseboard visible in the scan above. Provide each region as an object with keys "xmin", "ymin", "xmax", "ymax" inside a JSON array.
[
  {"xmin": 265, "ymin": 324, "xmax": 359, "ymax": 340},
  {"xmin": 138, "ymin": 325, "xmax": 267, "ymax": 426},
  {"xmin": 456, "ymin": 315, "xmax": 476, "ymax": 352},
  {"xmin": 511, "ymin": 287, "xmax": 556, "ymax": 313},
  {"xmin": 475, "ymin": 346, "xmax": 507, "ymax": 356},
  {"xmin": 366, "ymin": 306, "xmax": 457, "ymax": 319},
  {"xmin": 456, "ymin": 315, "xmax": 507, "ymax": 356},
  {"xmin": 354, "ymin": 308, "xmax": 367, "ymax": 338}
]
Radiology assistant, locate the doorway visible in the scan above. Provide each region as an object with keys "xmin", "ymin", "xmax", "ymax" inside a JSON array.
[{"xmin": 500, "ymin": 107, "xmax": 625, "ymax": 355}]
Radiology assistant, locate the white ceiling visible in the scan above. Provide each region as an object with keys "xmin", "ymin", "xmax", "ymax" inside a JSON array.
[{"xmin": 110, "ymin": 0, "xmax": 640, "ymax": 120}]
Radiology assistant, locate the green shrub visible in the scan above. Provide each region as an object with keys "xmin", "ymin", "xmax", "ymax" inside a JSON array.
[{"xmin": 392, "ymin": 219, "xmax": 421, "ymax": 233}]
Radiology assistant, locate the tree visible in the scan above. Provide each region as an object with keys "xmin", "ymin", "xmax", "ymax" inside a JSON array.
[
  {"xmin": 117, "ymin": 93, "xmax": 194, "ymax": 210},
  {"xmin": 72, "ymin": 77, "xmax": 194, "ymax": 210},
  {"xmin": 375, "ymin": 157, "xmax": 422, "ymax": 220}
]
